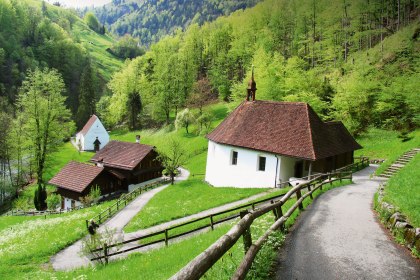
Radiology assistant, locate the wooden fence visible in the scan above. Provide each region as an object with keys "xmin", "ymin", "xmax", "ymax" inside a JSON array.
[
  {"xmin": 87, "ymin": 178, "xmax": 170, "ymax": 228},
  {"xmin": 5, "ymin": 206, "xmax": 83, "ymax": 217},
  {"xmin": 88, "ymin": 158, "xmax": 369, "ymax": 264},
  {"xmin": 170, "ymin": 159, "xmax": 369, "ymax": 280}
]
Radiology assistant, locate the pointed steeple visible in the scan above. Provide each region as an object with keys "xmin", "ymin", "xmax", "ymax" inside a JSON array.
[{"xmin": 246, "ymin": 65, "xmax": 257, "ymax": 101}]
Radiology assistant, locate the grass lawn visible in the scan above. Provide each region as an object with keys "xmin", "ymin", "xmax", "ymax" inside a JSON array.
[
  {"xmin": 0, "ymin": 201, "xmax": 113, "ymax": 280},
  {"xmin": 383, "ymin": 153, "xmax": 420, "ymax": 227},
  {"xmin": 355, "ymin": 128, "xmax": 420, "ymax": 174},
  {"xmin": 124, "ymin": 179, "xmax": 270, "ymax": 232}
]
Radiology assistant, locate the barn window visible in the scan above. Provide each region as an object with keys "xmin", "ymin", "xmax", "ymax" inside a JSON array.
[
  {"xmin": 231, "ymin": 151, "xmax": 238, "ymax": 165},
  {"xmin": 258, "ymin": 156, "xmax": 266, "ymax": 171}
]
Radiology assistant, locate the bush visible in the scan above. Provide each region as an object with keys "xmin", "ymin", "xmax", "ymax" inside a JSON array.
[
  {"xmin": 46, "ymin": 193, "xmax": 61, "ymax": 210},
  {"xmin": 81, "ymin": 185, "xmax": 101, "ymax": 207},
  {"xmin": 175, "ymin": 109, "xmax": 193, "ymax": 133}
]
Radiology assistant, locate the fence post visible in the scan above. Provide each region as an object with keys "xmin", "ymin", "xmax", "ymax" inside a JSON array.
[
  {"xmin": 210, "ymin": 215, "xmax": 214, "ymax": 230},
  {"xmin": 108, "ymin": 207, "xmax": 111, "ymax": 218},
  {"xmin": 296, "ymin": 188, "xmax": 303, "ymax": 210},
  {"xmin": 276, "ymin": 205, "xmax": 285, "ymax": 232},
  {"xmin": 271, "ymin": 200, "xmax": 277, "ymax": 221},
  {"xmin": 103, "ymin": 243, "xmax": 109, "ymax": 264},
  {"xmin": 340, "ymin": 172, "xmax": 342, "ymax": 183},
  {"xmin": 308, "ymin": 184, "xmax": 313, "ymax": 199},
  {"xmin": 240, "ymin": 210, "xmax": 252, "ymax": 253},
  {"xmin": 165, "ymin": 229, "xmax": 169, "ymax": 246},
  {"xmin": 98, "ymin": 214, "xmax": 101, "ymax": 224},
  {"xmin": 329, "ymin": 173, "xmax": 332, "ymax": 186}
]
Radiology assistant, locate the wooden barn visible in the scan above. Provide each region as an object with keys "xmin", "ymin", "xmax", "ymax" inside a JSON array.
[{"xmin": 90, "ymin": 140, "xmax": 164, "ymax": 191}]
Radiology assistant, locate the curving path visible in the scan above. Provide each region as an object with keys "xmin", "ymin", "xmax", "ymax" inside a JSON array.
[
  {"xmin": 51, "ymin": 168, "xmax": 189, "ymax": 271},
  {"xmin": 275, "ymin": 165, "xmax": 420, "ymax": 280}
]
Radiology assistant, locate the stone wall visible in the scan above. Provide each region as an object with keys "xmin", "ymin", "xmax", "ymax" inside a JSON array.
[{"xmin": 375, "ymin": 184, "xmax": 420, "ymax": 258}]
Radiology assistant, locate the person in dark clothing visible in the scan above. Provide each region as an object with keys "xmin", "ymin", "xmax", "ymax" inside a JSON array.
[{"xmin": 88, "ymin": 219, "xmax": 99, "ymax": 235}]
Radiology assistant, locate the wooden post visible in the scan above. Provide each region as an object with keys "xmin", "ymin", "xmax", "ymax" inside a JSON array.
[
  {"xmin": 108, "ymin": 207, "xmax": 111, "ymax": 217},
  {"xmin": 165, "ymin": 229, "xmax": 169, "ymax": 246},
  {"xmin": 210, "ymin": 215, "xmax": 214, "ymax": 230},
  {"xmin": 117, "ymin": 201, "xmax": 119, "ymax": 211},
  {"xmin": 99, "ymin": 214, "xmax": 101, "ymax": 224},
  {"xmin": 240, "ymin": 210, "xmax": 252, "ymax": 253},
  {"xmin": 308, "ymin": 184, "xmax": 313, "ymax": 199},
  {"xmin": 340, "ymin": 172, "xmax": 342, "ymax": 183},
  {"xmin": 271, "ymin": 200, "xmax": 276, "ymax": 220},
  {"xmin": 104, "ymin": 243, "xmax": 108, "ymax": 264},
  {"xmin": 277, "ymin": 205, "xmax": 285, "ymax": 232},
  {"xmin": 329, "ymin": 173, "xmax": 332, "ymax": 186},
  {"xmin": 308, "ymin": 161, "xmax": 313, "ymax": 180},
  {"xmin": 296, "ymin": 188, "xmax": 303, "ymax": 210}
]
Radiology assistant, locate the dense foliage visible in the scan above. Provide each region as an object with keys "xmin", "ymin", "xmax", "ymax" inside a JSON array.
[
  {"xmin": 102, "ymin": 0, "xmax": 419, "ymax": 135},
  {"xmin": 0, "ymin": 0, "xmax": 118, "ymax": 120},
  {"xmin": 89, "ymin": 0, "xmax": 260, "ymax": 46}
]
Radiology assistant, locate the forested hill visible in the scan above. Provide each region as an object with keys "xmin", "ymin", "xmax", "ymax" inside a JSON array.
[
  {"xmin": 0, "ymin": 0, "xmax": 122, "ymax": 126},
  {"xmin": 100, "ymin": 0, "xmax": 419, "ymax": 135},
  {"xmin": 88, "ymin": 0, "xmax": 261, "ymax": 46}
]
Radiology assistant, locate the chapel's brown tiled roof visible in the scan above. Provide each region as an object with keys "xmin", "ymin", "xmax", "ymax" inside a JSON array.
[
  {"xmin": 49, "ymin": 161, "xmax": 103, "ymax": 193},
  {"xmin": 207, "ymin": 100, "xmax": 361, "ymax": 161},
  {"xmin": 90, "ymin": 140, "xmax": 154, "ymax": 170},
  {"xmin": 79, "ymin": 115, "xmax": 98, "ymax": 136}
]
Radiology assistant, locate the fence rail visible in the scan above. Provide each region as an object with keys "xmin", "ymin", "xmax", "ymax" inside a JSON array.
[
  {"xmin": 87, "ymin": 178, "xmax": 170, "ymax": 228},
  {"xmin": 89, "ymin": 158, "xmax": 369, "ymax": 263},
  {"xmin": 4, "ymin": 205, "xmax": 86, "ymax": 217}
]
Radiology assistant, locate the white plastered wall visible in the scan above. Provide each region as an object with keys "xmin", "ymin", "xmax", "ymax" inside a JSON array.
[
  {"xmin": 205, "ymin": 140, "xmax": 300, "ymax": 188},
  {"xmin": 79, "ymin": 118, "xmax": 110, "ymax": 151}
]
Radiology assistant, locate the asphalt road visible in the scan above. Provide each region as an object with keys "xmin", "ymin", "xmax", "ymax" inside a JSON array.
[{"xmin": 275, "ymin": 165, "xmax": 420, "ymax": 280}]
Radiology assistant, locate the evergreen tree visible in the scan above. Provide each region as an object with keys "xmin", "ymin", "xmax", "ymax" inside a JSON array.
[{"xmin": 77, "ymin": 62, "xmax": 96, "ymax": 128}]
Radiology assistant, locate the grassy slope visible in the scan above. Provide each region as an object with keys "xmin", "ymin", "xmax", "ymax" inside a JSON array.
[
  {"xmin": 72, "ymin": 20, "xmax": 123, "ymax": 81},
  {"xmin": 355, "ymin": 128, "xmax": 420, "ymax": 174},
  {"xmin": 124, "ymin": 179, "xmax": 269, "ymax": 232},
  {"xmin": 25, "ymin": 0, "xmax": 123, "ymax": 81},
  {"xmin": 383, "ymin": 153, "xmax": 420, "ymax": 227},
  {"xmin": 0, "ymin": 201, "xmax": 113, "ymax": 280}
]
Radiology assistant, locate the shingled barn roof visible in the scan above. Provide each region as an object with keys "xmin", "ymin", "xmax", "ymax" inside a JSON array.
[
  {"xmin": 207, "ymin": 100, "xmax": 361, "ymax": 161},
  {"xmin": 90, "ymin": 141, "xmax": 154, "ymax": 170},
  {"xmin": 49, "ymin": 161, "xmax": 103, "ymax": 193},
  {"xmin": 79, "ymin": 114, "xmax": 98, "ymax": 136}
]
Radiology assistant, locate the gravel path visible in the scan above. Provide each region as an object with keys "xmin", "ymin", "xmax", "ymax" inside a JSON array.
[{"xmin": 275, "ymin": 165, "xmax": 420, "ymax": 280}]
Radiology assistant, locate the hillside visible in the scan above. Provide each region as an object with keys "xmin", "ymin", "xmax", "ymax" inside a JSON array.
[
  {"xmin": 100, "ymin": 0, "xmax": 420, "ymax": 136},
  {"xmin": 89, "ymin": 0, "xmax": 261, "ymax": 46},
  {"xmin": 0, "ymin": 0, "xmax": 122, "ymax": 116}
]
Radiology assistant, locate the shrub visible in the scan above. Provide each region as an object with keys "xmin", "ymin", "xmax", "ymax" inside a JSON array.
[{"xmin": 46, "ymin": 193, "xmax": 61, "ymax": 210}]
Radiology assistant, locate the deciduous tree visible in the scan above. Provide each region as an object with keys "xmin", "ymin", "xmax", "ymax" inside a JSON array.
[{"xmin": 17, "ymin": 68, "xmax": 74, "ymax": 210}]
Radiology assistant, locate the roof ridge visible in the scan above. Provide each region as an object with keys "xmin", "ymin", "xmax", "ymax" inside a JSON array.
[
  {"xmin": 254, "ymin": 100, "xmax": 307, "ymax": 106},
  {"xmin": 108, "ymin": 140, "xmax": 155, "ymax": 148},
  {"xmin": 305, "ymin": 104, "xmax": 317, "ymax": 160}
]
